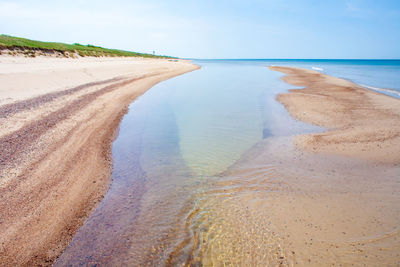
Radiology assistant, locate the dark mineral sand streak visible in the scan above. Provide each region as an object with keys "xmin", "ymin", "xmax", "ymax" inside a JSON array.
[
  {"xmin": 0, "ymin": 76, "xmax": 123, "ymax": 118},
  {"xmin": 0, "ymin": 74, "xmax": 154, "ymax": 170}
]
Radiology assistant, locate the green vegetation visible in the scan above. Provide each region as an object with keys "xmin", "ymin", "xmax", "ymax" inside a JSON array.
[{"xmin": 0, "ymin": 34, "xmax": 172, "ymax": 58}]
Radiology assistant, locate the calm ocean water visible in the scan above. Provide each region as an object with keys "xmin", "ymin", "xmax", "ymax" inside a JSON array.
[
  {"xmin": 198, "ymin": 59, "xmax": 400, "ymax": 98},
  {"xmin": 57, "ymin": 59, "xmax": 400, "ymax": 266}
]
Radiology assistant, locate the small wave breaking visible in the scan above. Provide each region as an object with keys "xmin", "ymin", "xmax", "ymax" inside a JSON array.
[
  {"xmin": 311, "ymin": 66, "xmax": 324, "ymax": 71},
  {"xmin": 361, "ymin": 84, "xmax": 400, "ymax": 97}
]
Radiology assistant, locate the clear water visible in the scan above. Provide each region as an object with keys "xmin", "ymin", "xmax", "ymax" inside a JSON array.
[{"xmin": 56, "ymin": 59, "xmax": 400, "ymax": 266}]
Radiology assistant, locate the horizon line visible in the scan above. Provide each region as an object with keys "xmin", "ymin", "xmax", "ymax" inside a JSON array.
[{"xmin": 185, "ymin": 58, "xmax": 400, "ymax": 61}]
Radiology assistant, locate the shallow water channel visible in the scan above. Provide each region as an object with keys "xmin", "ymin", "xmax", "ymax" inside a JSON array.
[{"xmin": 56, "ymin": 60, "xmax": 320, "ymax": 266}]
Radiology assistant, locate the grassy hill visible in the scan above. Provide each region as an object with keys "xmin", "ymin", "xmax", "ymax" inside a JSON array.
[{"xmin": 0, "ymin": 34, "xmax": 171, "ymax": 58}]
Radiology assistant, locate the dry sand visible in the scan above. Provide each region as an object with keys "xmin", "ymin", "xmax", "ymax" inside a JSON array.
[
  {"xmin": 0, "ymin": 55, "xmax": 199, "ymax": 266},
  {"xmin": 271, "ymin": 66, "xmax": 400, "ymax": 164}
]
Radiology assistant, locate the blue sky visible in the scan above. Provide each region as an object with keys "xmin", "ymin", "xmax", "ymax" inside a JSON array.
[{"xmin": 0, "ymin": 0, "xmax": 399, "ymax": 59}]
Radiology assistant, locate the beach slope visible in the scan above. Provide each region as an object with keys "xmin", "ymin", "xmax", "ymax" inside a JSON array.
[{"xmin": 0, "ymin": 56, "xmax": 199, "ymax": 266}]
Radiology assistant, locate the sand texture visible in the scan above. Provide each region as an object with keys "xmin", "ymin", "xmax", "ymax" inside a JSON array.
[
  {"xmin": 0, "ymin": 56, "xmax": 199, "ymax": 266},
  {"xmin": 258, "ymin": 66, "xmax": 400, "ymax": 265},
  {"xmin": 271, "ymin": 66, "xmax": 400, "ymax": 164},
  {"xmin": 218, "ymin": 137, "xmax": 400, "ymax": 266}
]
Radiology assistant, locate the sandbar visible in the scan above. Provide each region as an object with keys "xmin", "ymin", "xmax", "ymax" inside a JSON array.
[{"xmin": 271, "ymin": 66, "xmax": 400, "ymax": 164}]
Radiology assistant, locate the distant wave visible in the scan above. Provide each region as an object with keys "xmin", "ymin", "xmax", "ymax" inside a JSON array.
[
  {"xmin": 360, "ymin": 84, "xmax": 400, "ymax": 97},
  {"xmin": 311, "ymin": 66, "xmax": 324, "ymax": 71}
]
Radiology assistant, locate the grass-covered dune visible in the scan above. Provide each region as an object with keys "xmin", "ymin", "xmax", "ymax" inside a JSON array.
[{"xmin": 0, "ymin": 34, "xmax": 171, "ymax": 58}]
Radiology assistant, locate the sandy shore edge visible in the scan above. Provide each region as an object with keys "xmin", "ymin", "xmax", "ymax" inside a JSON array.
[
  {"xmin": 0, "ymin": 56, "xmax": 199, "ymax": 266},
  {"xmin": 270, "ymin": 66, "xmax": 400, "ymax": 164}
]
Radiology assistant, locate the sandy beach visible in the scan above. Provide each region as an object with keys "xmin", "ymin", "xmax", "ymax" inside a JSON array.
[
  {"xmin": 271, "ymin": 66, "xmax": 400, "ymax": 164},
  {"xmin": 2, "ymin": 0, "xmax": 399, "ymax": 265},
  {"xmin": 263, "ymin": 66, "xmax": 400, "ymax": 265},
  {"xmin": 1, "ymin": 57, "xmax": 399, "ymax": 266},
  {"xmin": 0, "ymin": 55, "xmax": 199, "ymax": 266}
]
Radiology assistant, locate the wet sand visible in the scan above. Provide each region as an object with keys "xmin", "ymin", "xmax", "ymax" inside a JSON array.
[
  {"xmin": 168, "ymin": 67, "xmax": 400, "ymax": 265},
  {"xmin": 191, "ymin": 136, "xmax": 400, "ymax": 265},
  {"xmin": 271, "ymin": 66, "xmax": 400, "ymax": 163},
  {"xmin": 262, "ymin": 66, "xmax": 400, "ymax": 265},
  {"xmin": 0, "ymin": 55, "xmax": 199, "ymax": 266}
]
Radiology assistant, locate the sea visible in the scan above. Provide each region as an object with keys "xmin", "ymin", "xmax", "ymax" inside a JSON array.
[{"xmin": 199, "ymin": 59, "xmax": 400, "ymax": 98}]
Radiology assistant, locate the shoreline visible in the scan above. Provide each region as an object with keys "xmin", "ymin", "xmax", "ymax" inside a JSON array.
[
  {"xmin": 0, "ymin": 55, "xmax": 199, "ymax": 266},
  {"xmin": 194, "ymin": 65, "xmax": 400, "ymax": 265},
  {"xmin": 270, "ymin": 66, "xmax": 400, "ymax": 164},
  {"xmin": 261, "ymin": 66, "xmax": 400, "ymax": 264}
]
